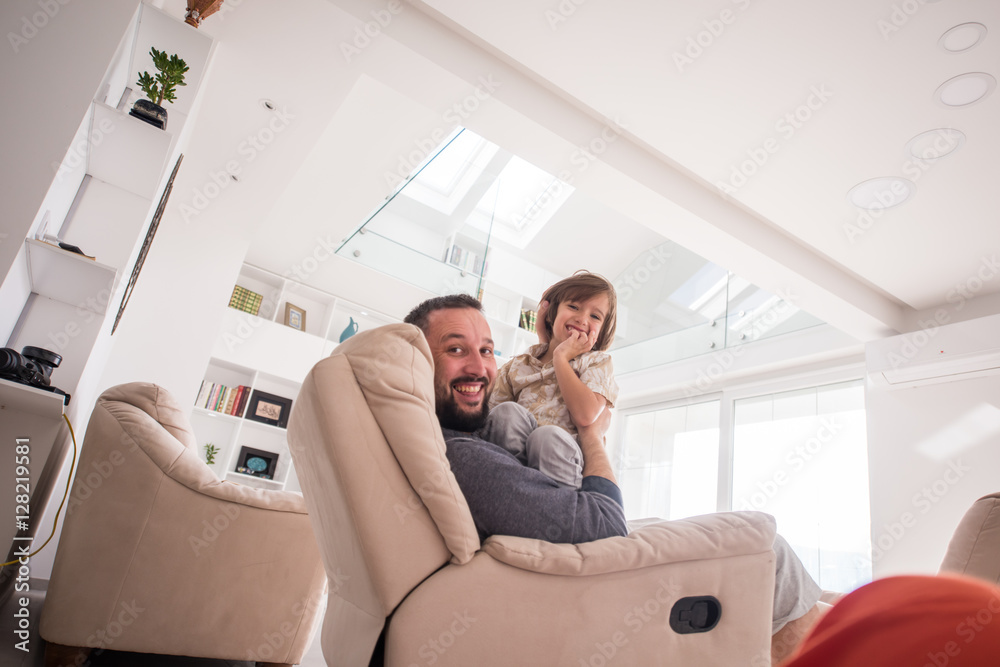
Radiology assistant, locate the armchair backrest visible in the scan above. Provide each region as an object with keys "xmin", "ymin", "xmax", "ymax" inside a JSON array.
[
  {"xmin": 288, "ymin": 324, "xmax": 480, "ymax": 642},
  {"xmin": 940, "ymin": 491, "xmax": 1000, "ymax": 584}
]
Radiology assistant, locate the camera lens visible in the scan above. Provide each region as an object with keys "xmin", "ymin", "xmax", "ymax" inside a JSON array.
[
  {"xmin": 22, "ymin": 346, "xmax": 62, "ymax": 368},
  {"xmin": 0, "ymin": 348, "xmax": 23, "ymax": 375}
]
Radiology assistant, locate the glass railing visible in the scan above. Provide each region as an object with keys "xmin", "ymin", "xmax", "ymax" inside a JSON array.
[
  {"xmin": 336, "ymin": 127, "xmax": 496, "ymax": 298},
  {"xmin": 337, "ymin": 128, "xmax": 827, "ymax": 375},
  {"xmin": 610, "ymin": 242, "xmax": 825, "ymax": 374}
]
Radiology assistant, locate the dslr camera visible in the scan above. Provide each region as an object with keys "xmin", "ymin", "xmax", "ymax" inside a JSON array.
[{"xmin": 0, "ymin": 346, "xmax": 71, "ymax": 405}]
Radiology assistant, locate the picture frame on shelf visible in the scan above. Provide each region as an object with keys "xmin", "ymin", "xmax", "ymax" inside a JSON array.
[
  {"xmin": 234, "ymin": 445, "xmax": 278, "ymax": 478},
  {"xmin": 244, "ymin": 389, "xmax": 293, "ymax": 428},
  {"xmin": 283, "ymin": 302, "xmax": 307, "ymax": 331}
]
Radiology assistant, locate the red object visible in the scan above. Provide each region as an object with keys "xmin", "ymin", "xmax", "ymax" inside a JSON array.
[{"xmin": 783, "ymin": 575, "xmax": 1000, "ymax": 666}]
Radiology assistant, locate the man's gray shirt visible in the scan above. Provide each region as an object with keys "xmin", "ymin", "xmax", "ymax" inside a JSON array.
[{"xmin": 442, "ymin": 428, "xmax": 628, "ymax": 543}]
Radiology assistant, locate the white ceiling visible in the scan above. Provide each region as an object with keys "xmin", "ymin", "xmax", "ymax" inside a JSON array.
[
  {"xmin": 163, "ymin": 0, "xmax": 1000, "ymax": 343},
  {"xmin": 412, "ymin": 0, "xmax": 1000, "ymax": 309}
]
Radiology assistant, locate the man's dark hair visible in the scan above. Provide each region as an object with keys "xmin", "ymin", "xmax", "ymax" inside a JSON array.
[{"xmin": 404, "ymin": 294, "xmax": 483, "ymax": 333}]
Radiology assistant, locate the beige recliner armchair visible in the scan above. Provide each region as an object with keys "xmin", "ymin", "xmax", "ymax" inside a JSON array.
[
  {"xmin": 288, "ymin": 323, "xmax": 778, "ymax": 666},
  {"xmin": 941, "ymin": 491, "xmax": 1000, "ymax": 584},
  {"xmin": 39, "ymin": 383, "xmax": 326, "ymax": 666}
]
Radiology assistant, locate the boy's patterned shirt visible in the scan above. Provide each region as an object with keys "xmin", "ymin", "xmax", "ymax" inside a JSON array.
[{"xmin": 489, "ymin": 343, "xmax": 619, "ymax": 436}]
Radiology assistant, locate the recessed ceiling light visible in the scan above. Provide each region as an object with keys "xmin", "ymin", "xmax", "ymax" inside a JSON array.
[
  {"xmin": 848, "ymin": 177, "xmax": 916, "ymax": 210},
  {"xmin": 934, "ymin": 72, "xmax": 997, "ymax": 107},
  {"xmin": 259, "ymin": 98, "xmax": 277, "ymax": 111},
  {"xmin": 906, "ymin": 128, "xmax": 966, "ymax": 160},
  {"xmin": 939, "ymin": 23, "xmax": 987, "ymax": 53}
]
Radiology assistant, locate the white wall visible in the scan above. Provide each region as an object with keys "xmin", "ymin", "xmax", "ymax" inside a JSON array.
[{"xmin": 865, "ymin": 314, "xmax": 1000, "ymax": 577}]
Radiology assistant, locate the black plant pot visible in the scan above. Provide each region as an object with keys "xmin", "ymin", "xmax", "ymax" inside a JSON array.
[{"xmin": 129, "ymin": 99, "xmax": 167, "ymax": 130}]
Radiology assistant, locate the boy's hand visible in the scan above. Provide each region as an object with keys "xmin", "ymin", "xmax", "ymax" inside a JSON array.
[
  {"xmin": 535, "ymin": 300, "xmax": 551, "ymax": 345},
  {"xmin": 553, "ymin": 327, "xmax": 597, "ymax": 363}
]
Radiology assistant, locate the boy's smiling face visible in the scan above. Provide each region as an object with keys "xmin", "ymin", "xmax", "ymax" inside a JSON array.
[{"xmin": 549, "ymin": 292, "xmax": 610, "ymax": 352}]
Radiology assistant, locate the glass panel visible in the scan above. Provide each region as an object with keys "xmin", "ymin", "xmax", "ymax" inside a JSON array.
[
  {"xmin": 732, "ymin": 380, "xmax": 871, "ymax": 593},
  {"xmin": 338, "ymin": 124, "xmax": 828, "ymax": 373},
  {"xmin": 616, "ymin": 401, "xmax": 720, "ymax": 521},
  {"xmin": 336, "ymin": 127, "xmax": 577, "ymax": 300},
  {"xmin": 610, "ymin": 241, "xmax": 824, "ymax": 373},
  {"xmin": 725, "ymin": 272, "xmax": 825, "ymax": 347}
]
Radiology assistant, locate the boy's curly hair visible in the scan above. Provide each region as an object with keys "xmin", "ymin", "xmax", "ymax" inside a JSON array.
[{"xmin": 540, "ymin": 271, "xmax": 617, "ymax": 351}]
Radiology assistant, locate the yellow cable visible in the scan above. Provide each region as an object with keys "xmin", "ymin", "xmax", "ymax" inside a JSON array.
[{"xmin": 1, "ymin": 412, "xmax": 78, "ymax": 568}]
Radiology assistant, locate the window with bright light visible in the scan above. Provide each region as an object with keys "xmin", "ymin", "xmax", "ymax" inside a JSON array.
[
  {"xmin": 732, "ymin": 380, "xmax": 871, "ymax": 593},
  {"xmin": 615, "ymin": 378, "xmax": 872, "ymax": 594},
  {"xmin": 616, "ymin": 400, "xmax": 720, "ymax": 521}
]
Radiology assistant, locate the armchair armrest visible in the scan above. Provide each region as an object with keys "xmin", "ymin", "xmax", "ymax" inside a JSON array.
[{"xmin": 482, "ymin": 511, "xmax": 776, "ymax": 576}]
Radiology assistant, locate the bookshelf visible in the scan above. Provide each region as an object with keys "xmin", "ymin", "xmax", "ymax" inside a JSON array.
[{"xmin": 190, "ymin": 263, "xmax": 398, "ymax": 492}]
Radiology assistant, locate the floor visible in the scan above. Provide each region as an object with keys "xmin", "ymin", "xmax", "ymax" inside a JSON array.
[{"xmin": 0, "ymin": 580, "xmax": 328, "ymax": 667}]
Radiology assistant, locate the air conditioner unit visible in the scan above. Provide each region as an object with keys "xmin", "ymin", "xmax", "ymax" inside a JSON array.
[{"xmin": 866, "ymin": 313, "xmax": 1000, "ymax": 388}]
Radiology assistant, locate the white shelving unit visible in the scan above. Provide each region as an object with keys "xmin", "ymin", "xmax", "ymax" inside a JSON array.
[
  {"xmin": 0, "ymin": 3, "xmax": 214, "ymax": 577},
  {"xmin": 2, "ymin": 3, "xmax": 215, "ymax": 408},
  {"xmin": 190, "ymin": 264, "xmax": 398, "ymax": 492},
  {"xmin": 479, "ymin": 279, "xmax": 541, "ymax": 364}
]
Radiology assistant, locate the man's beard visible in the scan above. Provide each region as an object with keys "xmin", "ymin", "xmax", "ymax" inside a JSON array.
[{"xmin": 435, "ymin": 376, "xmax": 490, "ymax": 432}]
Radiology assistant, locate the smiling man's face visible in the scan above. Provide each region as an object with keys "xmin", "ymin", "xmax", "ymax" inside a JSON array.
[{"xmin": 425, "ymin": 306, "xmax": 497, "ymax": 432}]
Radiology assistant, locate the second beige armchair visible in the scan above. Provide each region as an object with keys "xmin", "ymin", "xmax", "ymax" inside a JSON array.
[{"xmin": 39, "ymin": 382, "xmax": 326, "ymax": 666}]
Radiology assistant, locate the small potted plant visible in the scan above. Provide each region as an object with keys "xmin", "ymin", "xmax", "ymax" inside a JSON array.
[
  {"xmin": 204, "ymin": 442, "xmax": 219, "ymax": 466},
  {"xmin": 129, "ymin": 47, "xmax": 189, "ymax": 130}
]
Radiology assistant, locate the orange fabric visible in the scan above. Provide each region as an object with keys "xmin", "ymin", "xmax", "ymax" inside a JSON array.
[{"xmin": 782, "ymin": 575, "xmax": 1000, "ymax": 666}]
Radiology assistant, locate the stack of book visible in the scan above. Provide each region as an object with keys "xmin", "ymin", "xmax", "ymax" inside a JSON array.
[
  {"xmin": 445, "ymin": 244, "xmax": 485, "ymax": 275},
  {"xmin": 195, "ymin": 381, "xmax": 251, "ymax": 417},
  {"xmin": 519, "ymin": 309, "xmax": 538, "ymax": 333},
  {"xmin": 229, "ymin": 285, "xmax": 263, "ymax": 315}
]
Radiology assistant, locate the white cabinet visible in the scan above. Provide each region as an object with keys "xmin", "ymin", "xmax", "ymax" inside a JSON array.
[{"xmin": 190, "ymin": 264, "xmax": 398, "ymax": 492}]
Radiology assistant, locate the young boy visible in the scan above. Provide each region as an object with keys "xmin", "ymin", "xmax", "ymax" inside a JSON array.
[{"xmin": 483, "ymin": 271, "xmax": 619, "ymax": 488}]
